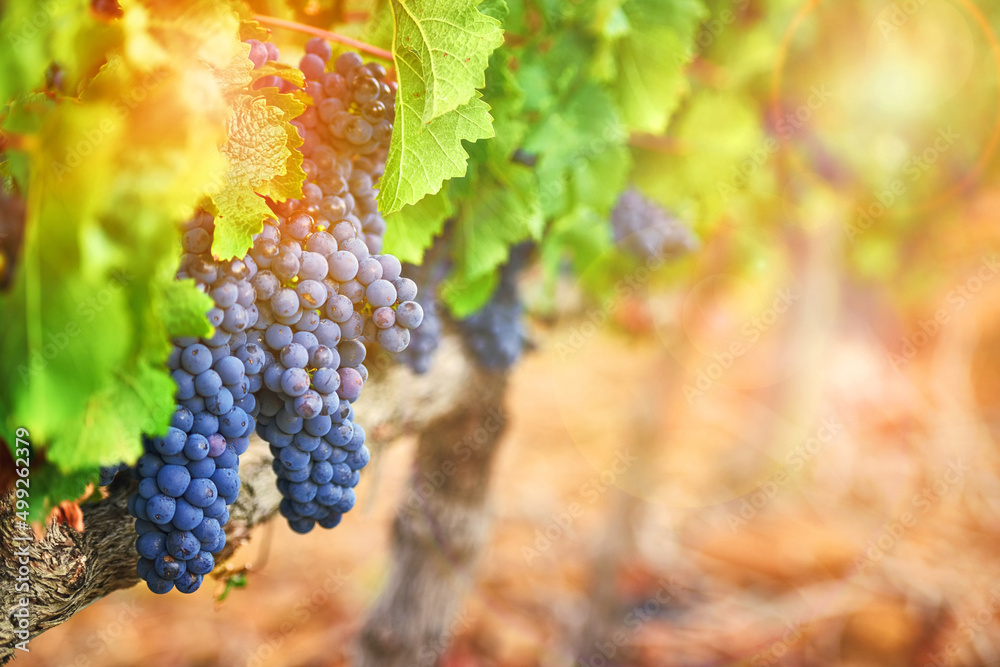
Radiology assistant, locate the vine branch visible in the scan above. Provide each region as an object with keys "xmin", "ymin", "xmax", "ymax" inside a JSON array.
[{"xmin": 253, "ymin": 14, "xmax": 393, "ymax": 62}]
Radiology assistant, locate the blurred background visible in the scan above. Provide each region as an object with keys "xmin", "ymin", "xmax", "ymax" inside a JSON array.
[{"xmin": 13, "ymin": 0, "xmax": 1000, "ymax": 664}]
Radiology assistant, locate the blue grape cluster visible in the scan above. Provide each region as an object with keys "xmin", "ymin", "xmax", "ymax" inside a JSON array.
[
  {"xmin": 128, "ymin": 214, "xmax": 260, "ymax": 594},
  {"xmin": 242, "ymin": 40, "xmax": 422, "ymax": 533},
  {"xmin": 395, "ymin": 240, "xmax": 451, "ymax": 374},
  {"xmin": 610, "ymin": 188, "xmax": 698, "ymax": 261},
  {"xmin": 124, "ymin": 41, "xmax": 426, "ymax": 591},
  {"xmin": 457, "ymin": 245, "xmax": 532, "ymax": 371},
  {"xmin": 394, "ymin": 281, "xmax": 441, "ymax": 374}
]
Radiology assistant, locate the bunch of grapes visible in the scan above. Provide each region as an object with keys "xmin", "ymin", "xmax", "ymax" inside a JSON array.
[
  {"xmin": 128, "ymin": 213, "xmax": 259, "ymax": 594},
  {"xmin": 395, "ymin": 236, "xmax": 451, "ymax": 374},
  {"xmin": 456, "ymin": 244, "xmax": 532, "ymax": 371},
  {"xmin": 394, "ymin": 274, "xmax": 442, "ymax": 374},
  {"xmin": 611, "ymin": 188, "xmax": 698, "ymax": 261},
  {"xmin": 239, "ymin": 38, "xmax": 423, "ymax": 533},
  {"xmin": 125, "ymin": 39, "xmax": 430, "ymax": 590}
]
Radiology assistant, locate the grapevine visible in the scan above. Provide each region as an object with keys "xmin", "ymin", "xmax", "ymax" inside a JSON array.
[{"xmin": 0, "ymin": 0, "xmax": 716, "ymax": 647}]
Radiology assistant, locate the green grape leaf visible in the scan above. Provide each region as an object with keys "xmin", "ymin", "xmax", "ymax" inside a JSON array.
[
  {"xmin": 383, "ymin": 190, "xmax": 455, "ymax": 264},
  {"xmin": 632, "ymin": 89, "xmax": 761, "ymax": 225},
  {"xmin": 26, "ymin": 466, "xmax": 95, "ymax": 524},
  {"xmin": 209, "ymin": 89, "xmax": 306, "ymax": 259},
  {"xmin": 0, "ymin": 0, "xmax": 118, "ymax": 105},
  {"xmin": 206, "ymin": 185, "xmax": 274, "ymax": 260},
  {"xmin": 377, "ymin": 94, "xmax": 495, "ymax": 214},
  {"xmin": 0, "ymin": 3, "xmax": 236, "ymax": 498},
  {"xmin": 570, "ymin": 142, "xmax": 632, "ymax": 214},
  {"xmin": 522, "ymin": 82, "xmax": 626, "ymax": 219},
  {"xmin": 157, "ymin": 278, "xmax": 215, "ymax": 339},
  {"xmin": 50, "ymin": 361, "xmax": 176, "ymax": 470},
  {"xmin": 478, "ymin": 0, "xmax": 510, "ymax": 22},
  {"xmin": 541, "ymin": 205, "xmax": 616, "ymax": 295},
  {"xmin": 469, "ymin": 47, "xmax": 526, "ymax": 163},
  {"xmin": 440, "ymin": 268, "xmax": 498, "ymax": 319},
  {"xmin": 443, "ymin": 161, "xmax": 542, "ymax": 314},
  {"xmin": 377, "ymin": 0, "xmax": 504, "ymax": 214},
  {"xmin": 389, "ymin": 0, "xmax": 504, "ymax": 123},
  {"xmin": 383, "ymin": 44, "xmax": 523, "ymax": 264},
  {"xmin": 611, "ymin": 0, "xmax": 707, "ymax": 133}
]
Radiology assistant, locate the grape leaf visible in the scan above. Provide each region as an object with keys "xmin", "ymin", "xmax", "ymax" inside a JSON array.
[
  {"xmin": 377, "ymin": 94, "xmax": 495, "ymax": 214},
  {"xmin": 0, "ymin": 1, "xmax": 238, "ymax": 514},
  {"xmin": 541, "ymin": 205, "xmax": 616, "ymax": 294},
  {"xmin": 443, "ymin": 161, "xmax": 542, "ymax": 314},
  {"xmin": 521, "ymin": 82, "xmax": 626, "ymax": 219},
  {"xmin": 389, "ymin": 0, "xmax": 504, "ymax": 123},
  {"xmin": 157, "ymin": 278, "xmax": 215, "ymax": 339},
  {"xmin": 382, "ymin": 43, "xmax": 524, "ymax": 265},
  {"xmin": 208, "ymin": 89, "xmax": 306, "ymax": 259},
  {"xmin": 251, "ymin": 62, "xmax": 307, "ymax": 88},
  {"xmin": 383, "ymin": 190, "xmax": 455, "ymax": 264},
  {"xmin": 26, "ymin": 466, "xmax": 95, "ymax": 524},
  {"xmin": 377, "ymin": 0, "xmax": 504, "ymax": 214},
  {"xmin": 211, "ymin": 43, "xmax": 257, "ymax": 94},
  {"xmin": 632, "ymin": 89, "xmax": 762, "ymax": 226},
  {"xmin": 440, "ymin": 269, "xmax": 498, "ymax": 319},
  {"xmin": 239, "ymin": 18, "xmax": 270, "ymax": 42},
  {"xmin": 0, "ymin": 0, "xmax": 118, "ymax": 105},
  {"xmin": 468, "ymin": 47, "xmax": 526, "ymax": 163},
  {"xmin": 609, "ymin": 0, "xmax": 706, "ymax": 133},
  {"xmin": 570, "ymin": 141, "xmax": 632, "ymax": 215}
]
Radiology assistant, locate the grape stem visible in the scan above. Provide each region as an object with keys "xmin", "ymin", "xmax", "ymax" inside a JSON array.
[{"xmin": 253, "ymin": 14, "xmax": 393, "ymax": 62}]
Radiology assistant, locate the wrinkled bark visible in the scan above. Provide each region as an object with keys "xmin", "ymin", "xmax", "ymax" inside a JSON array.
[{"xmin": 0, "ymin": 444, "xmax": 280, "ymax": 665}]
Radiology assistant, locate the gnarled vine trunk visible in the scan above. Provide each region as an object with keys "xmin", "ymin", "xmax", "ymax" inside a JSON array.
[{"xmin": 357, "ymin": 366, "xmax": 508, "ymax": 667}]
